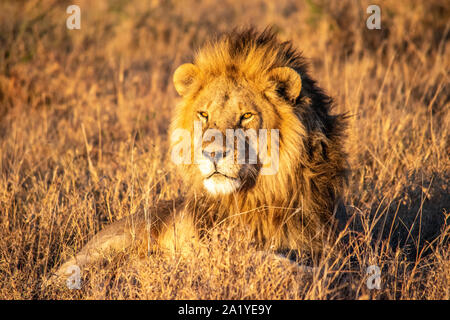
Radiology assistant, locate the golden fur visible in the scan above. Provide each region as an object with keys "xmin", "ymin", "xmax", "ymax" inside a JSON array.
[
  {"xmin": 56, "ymin": 28, "xmax": 348, "ymax": 277},
  {"xmin": 170, "ymin": 27, "xmax": 348, "ymax": 253}
]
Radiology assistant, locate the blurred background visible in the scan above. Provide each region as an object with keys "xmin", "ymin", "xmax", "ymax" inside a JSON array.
[{"xmin": 0, "ymin": 0, "xmax": 448, "ymax": 299}]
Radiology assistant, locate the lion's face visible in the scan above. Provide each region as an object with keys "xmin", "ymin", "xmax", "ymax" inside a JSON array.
[
  {"xmin": 191, "ymin": 76, "xmax": 278, "ymax": 195},
  {"xmin": 171, "ymin": 63, "xmax": 302, "ymax": 196}
]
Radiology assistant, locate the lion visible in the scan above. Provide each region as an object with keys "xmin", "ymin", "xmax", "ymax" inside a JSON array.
[{"xmin": 55, "ymin": 28, "xmax": 348, "ymax": 278}]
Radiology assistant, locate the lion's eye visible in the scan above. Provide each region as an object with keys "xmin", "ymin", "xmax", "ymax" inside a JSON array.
[
  {"xmin": 241, "ymin": 112, "xmax": 253, "ymax": 121},
  {"xmin": 198, "ymin": 111, "xmax": 208, "ymax": 120}
]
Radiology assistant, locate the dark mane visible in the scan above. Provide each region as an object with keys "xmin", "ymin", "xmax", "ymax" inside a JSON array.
[{"xmin": 176, "ymin": 27, "xmax": 349, "ymax": 257}]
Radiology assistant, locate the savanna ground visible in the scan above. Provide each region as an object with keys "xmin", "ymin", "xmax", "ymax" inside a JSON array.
[{"xmin": 0, "ymin": 0, "xmax": 449, "ymax": 300}]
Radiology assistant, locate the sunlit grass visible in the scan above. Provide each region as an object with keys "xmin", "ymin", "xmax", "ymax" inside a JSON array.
[{"xmin": 0, "ymin": 0, "xmax": 448, "ymax": 299}]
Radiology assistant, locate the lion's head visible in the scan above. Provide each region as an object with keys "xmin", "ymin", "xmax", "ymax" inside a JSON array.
[{"xmin": 169, "ymin": 28, "xmax": 348, "ymax": 253}]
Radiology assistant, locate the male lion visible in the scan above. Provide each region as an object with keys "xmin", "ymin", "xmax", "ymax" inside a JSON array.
[{"xmin": 56, "ymin": 28, "xmax": 348, "ymax": 278}]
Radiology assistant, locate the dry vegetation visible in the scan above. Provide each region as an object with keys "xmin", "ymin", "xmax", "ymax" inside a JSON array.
[{"xmin": 0, "ymin": 0, "xmax": 449, "ymax": 300}]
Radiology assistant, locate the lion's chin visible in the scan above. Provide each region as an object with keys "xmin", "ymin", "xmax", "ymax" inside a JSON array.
[{"xmin": 203, "ymin": 174, "xmax": 241, "ymax": 195}]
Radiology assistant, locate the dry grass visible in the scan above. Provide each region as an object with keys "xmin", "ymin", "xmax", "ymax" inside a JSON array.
[{"xmin": 0, "ymin": 0, "xmax": 449, "ymax": 300}]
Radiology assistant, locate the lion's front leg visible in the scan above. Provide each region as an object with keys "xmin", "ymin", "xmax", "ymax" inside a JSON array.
[
  {"xmin": 54, "ymin": 215, "xmax": 141, "ymax": 279},
  {"xmin": 54, "ymin": 199, "xmax": 181, "ymax": 280}
]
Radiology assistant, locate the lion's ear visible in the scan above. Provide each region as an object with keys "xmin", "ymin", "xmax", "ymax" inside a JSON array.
[
  {"xmin": 173, "ymin": 63, "xmax": 199, "ymax": 96},
  {"xmin": 268, "ymin": 67, "xmax": 302, "ymax": 101}
]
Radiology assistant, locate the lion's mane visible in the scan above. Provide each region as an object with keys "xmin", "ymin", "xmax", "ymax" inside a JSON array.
[{"xmin": 170, "ymin": 28, "xmax": 348, "ymax": 256}]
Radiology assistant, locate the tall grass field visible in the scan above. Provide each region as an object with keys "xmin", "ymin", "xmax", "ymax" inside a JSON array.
[{"xmin": 0, "ymin": 0, "xmax": 448, "ymax": 299}]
